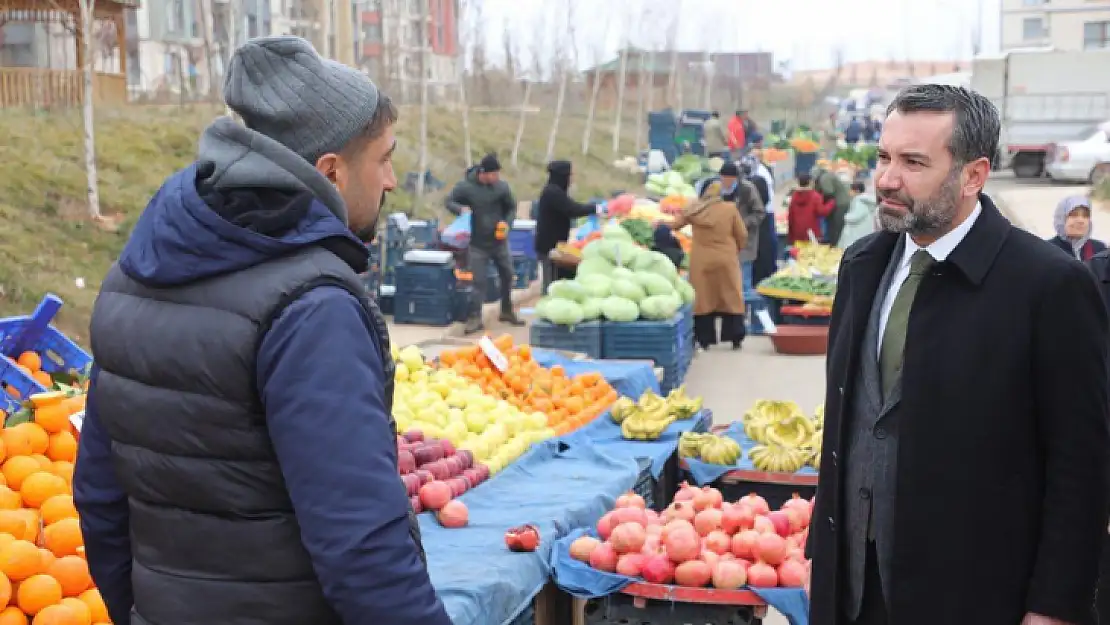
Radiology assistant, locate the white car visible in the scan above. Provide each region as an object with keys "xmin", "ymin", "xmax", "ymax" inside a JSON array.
[{"xmin": 1045, "ymin": 121, "xmax": 1110, "ymax": 184}]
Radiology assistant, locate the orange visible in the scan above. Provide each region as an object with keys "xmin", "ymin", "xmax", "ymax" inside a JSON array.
[
  {"xmin": 0, "ymin": 432, "xmax": 32, "ymax": 461},
  {"xmin": 44, "ymin": 434, "xmax": 75, "ymax": 464},
  {"xmin": 47, "ymin": 557, "xmax": 89, "ymax": 598},
  {"xmin": 31, "ymin": 406, "xmax": 68, "ymax": 436},
  {"xmin": 0, "ymin": 487, "xmax": 22, "ymax": 511},
  {"xmin": 0, "ymin": 540, "xmax": 43, "ymax": 581},
  {"xmin": 43, "ymin": 519, "xmax": 82, "ymax": 558},
  {"xmin": 16, "ymin": 353, "xmax": 41, "ymax": 373},
  {"xmin": 31, "ymin": 372, "xmax": 52, "ymax": 389},
  {"xmin": 0, "ymin": 534, "xmax": 15, "ymax": 552},
  {"xmin": 1, "ymin": 458, "xmax": 39, "ymax": 493},
  {"xmin": 58, "ymin": 598, "xmax": 90, "ymax": 625},
  {"xmin": 12, "ymin": 425, "xmax": 48, "ymax": 456},
  {"xmin": 76, "ymin": 590, "xmax": 107, "ymax": 622},
  {"xmin": 38, "ymin": 549, "xmax": 54, "ymax": 571},
  {"xmin": 28, "ymin": 457, "xmax": 51, "ymax": 472},
  {"xmin": 17, "ymin": 574, "xmax": 62, "ymax": 616},
  {"xmin": 0, "ymin": 606, "xmax": 27, "ymax": 625},
  {"xmin": 13, "ymin": 510, "xmax": 40, "ymax": 543},
  {"xmin": 47, "ymin": 464, "xmax": 72, "ymax": 488},
  {"xmin": 31, "ymin": 603, "xmax": 81, "ymax": 625},
  {"xmin": 39, "ymin": 496, "xmax": 77, "ymax": 527},
  {"xmin": 0, "ymin": 572, "xmax": 9, "ymax": 609},
  {"xmin": 0, "ymin": 513, "xmax": 31, "ymax": 544},
  {"xmin": 20, "ymin": 473, "xmax": 66, "ymax": 510},
  {"xmin": 0, "ymin": 438, "xmax": 9, "ymax": 466}
]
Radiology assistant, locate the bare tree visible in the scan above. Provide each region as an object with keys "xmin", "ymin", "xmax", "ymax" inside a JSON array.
[
  {"xmin": 611, "ymin": 43, "xmax": 629, "ymax": 157},
  {"xmin": 195, "ymin": 0, "xmax": 217, "ymax": 99},
  {"xmin": 414, "ymin": 0, "xmax": 429, "ymax": 203},
  {"xmin": 510, "ymin": 15, "xmax": 539, "ymax": 168},
  {"xmin": 544, "ymin": 1, "xmax": 574, "ymax": 162},
  {"xmin": 77, "ymin": 0, "xmax": 101, "ymax": 218},
  {"xmin": 457, "ymin": 0, "xmax": 473, "ymax": 166},
  {"xmin": 581, "ymin": 11, "xmax": 610, "ymax": 155},
  {"xmin": 633, "ymin": 6, "xmax": 651, "ymax": 157}
]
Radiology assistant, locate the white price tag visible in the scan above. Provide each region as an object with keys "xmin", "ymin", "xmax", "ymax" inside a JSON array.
[
  {"xmin": 478, "ymin": 336, "xmax": 509, "ymax": 373},
  {"xmin": 70, "ymin": 410, "xmax": 85, "ymax": 433},
  {"xmin": 756, "ymin": 309, "xmax": 778, "ymax": 335}
]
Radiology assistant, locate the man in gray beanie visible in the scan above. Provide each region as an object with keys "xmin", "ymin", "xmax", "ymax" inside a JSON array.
[{"xmin": 75, "ymin": 36, "xmax": 452, "ymax": 625}]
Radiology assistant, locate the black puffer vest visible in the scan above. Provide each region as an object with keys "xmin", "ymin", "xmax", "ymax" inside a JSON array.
[{"xmin": 90, "ymin": 245, "xmax": 424, "ymax": 624}]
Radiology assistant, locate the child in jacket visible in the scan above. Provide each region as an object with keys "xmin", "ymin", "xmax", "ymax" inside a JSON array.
[{"xmin": 787, "ymin": 173, "xmax": 832, "ymax": 244}]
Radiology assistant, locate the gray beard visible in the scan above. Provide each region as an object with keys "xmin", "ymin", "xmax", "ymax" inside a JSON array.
[{"xmin": 877, "ymin": 171, "xmax": 961, "ymax": 238}]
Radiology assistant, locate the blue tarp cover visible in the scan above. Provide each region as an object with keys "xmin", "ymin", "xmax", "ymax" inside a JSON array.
[
  {"xmin": 551, "ymin": 527, "xmax": 810, "ymax": 625},
  {"xmin": 423, "ymin": 438, "xmax": 640, "ymax": 625},
  {"xmin": 683, "ymin": 421, "xmax": 819, "ymax": 485},
  {"xmin": 568, "ymin": 410, "xmax": 712, "ymax": 479}
]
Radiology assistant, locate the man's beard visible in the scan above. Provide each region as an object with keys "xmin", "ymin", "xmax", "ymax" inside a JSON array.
[
  {"xmin": 876, "ymin": 169, "xmax": 961, "ymax": 238},
  {"xmin": 352, "ymin": 191, "xmax": 387, "ymax": 242}
]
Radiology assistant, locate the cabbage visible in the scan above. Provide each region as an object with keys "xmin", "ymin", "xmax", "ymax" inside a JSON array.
[
  {"xmin": 598, "ymin": 239, "xmax": 639, "ymax": 267},
  {"xmin": 548, "ymin": 279, "xmax": 587, "ymax": 303},
  {"xmin": 616, "ymin": 242, "xmax": 642, "ymax": 268},
  {"xmin": 581, "ymin": 239, "xmax": 607, "ymax": 260},
  {"xmin": 580, "ymin": 298, "xmax": 602, "ymax": 320},
  {"xmin": 639, "ymin": 294, "xmax": 682, "ymax": 320},
  {"xmin": 534, "ymin": 296, "xmax": 554, "ymax": 320},
  {"xmin": 610, "ymin": 267, "xmax": 636, "ymax": 283},
  {"xmin": 576, "ymin": 257, "xmax": 614, "ymax": 277},
  {"xmin": 630, "ymin": 251, "xmax": 658, "ymax": 272},
  {"xmin": 602, "ymin": 222, "xmax": 632, "ymax": 241},
  {"xmin": 634, "ymin": 272, "xmax": 676, "ymax": 297},
  {"xmin": 611, "ymin": 280, "xmax": 647, "ymax": 303},
  {"xmin": 644, "ymin": 251, "xmax": 680, "ymax": 281},
  {"xmin": 577, "ymin": 274, "xmax": 612, "ymax": 298},
  {"xmin": 676, "ymin": 279, "xmax": 695, "ymax": 304},
  {"xmin": 600, "ymin": 296, "xmax": 640, "ymax": 322},
  {"xmin": 544, "ymin": 298, "xmax": 585, "ymax": 325}
]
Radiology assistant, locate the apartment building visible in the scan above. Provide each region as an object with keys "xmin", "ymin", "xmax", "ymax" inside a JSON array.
[
  {"xmin": 358, "ymin": 0, "xmax": 460, "ymax": 101},
  {"xmin": 1000, "ymin": 0, "xmax": 1110, "ymax": 51}
]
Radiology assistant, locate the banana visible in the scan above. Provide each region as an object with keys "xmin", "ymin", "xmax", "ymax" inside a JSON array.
[{"xmin": 610, "ymin": 397, "xmax": 637, "ymax": 424}]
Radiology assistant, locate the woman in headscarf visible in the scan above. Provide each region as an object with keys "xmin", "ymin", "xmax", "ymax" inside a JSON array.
[
  {"xmin": 651, "ymin": 223, "xmax": 685, "ymax": 269},
  {"xmin": 669, "ymin": 179, "xmax": 748, "ymax": 350},
  {"xmin": 1049, "ymin": 195, "xmax": 1106, "ymax": 262}
]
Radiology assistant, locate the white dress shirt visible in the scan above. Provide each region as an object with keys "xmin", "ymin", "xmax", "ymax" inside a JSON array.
[{"xmin": 876, "ymin": 202, "xmax": 982, "ymax": 358}]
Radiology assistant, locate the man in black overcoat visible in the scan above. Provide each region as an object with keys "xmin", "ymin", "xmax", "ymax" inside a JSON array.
[{"xmin": 808, "ymin": 83, "xmax": 1110, "ymax": 625}]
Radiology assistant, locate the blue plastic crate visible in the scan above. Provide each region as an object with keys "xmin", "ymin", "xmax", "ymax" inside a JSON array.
[
  {"xmin": 512, "ymin": 256, "xmax": 536, "ymax": 289},
  {"xmin": 633, "ymin": 457, "xmax": 656, "ymax": 510},
  {"xmin": 509, "ymin": 227, "xmax": 536, "ymax": 259},
  {"xmin": 601, "ymin": 314, "xmax": 682, "ymax": 363},
  {"xmin": 386, "ymin": 218, "xmax": 439, "ymax": 249},
  {"xmin": 529, "ymin": 321, "xmax": 603, "ymax": 359},
  {"xmin": 377, "ymin": 286, "xmax": 395, "ymax": 315},
  {"xmin": 0, "ymin": 359, "xmax": 40, "ymax": 416},
  {"xmin": 0, "ymin": 294, "xmax": 92, "ymax": 382},
  {"xmin": 392, "ymin": 291, "xmax": 454, "ymax": 326},
  {"xmin": 394, "ymin": 260, "xmax": 456, "ymax": 296},
  {"xmin": 452, "ymin": 284, "xmax": 473, "ymax": 322}
]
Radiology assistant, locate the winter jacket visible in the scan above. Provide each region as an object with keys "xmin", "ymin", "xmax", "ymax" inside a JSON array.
[
  {"xmin": 73, "ymin": 117, "xmax": 449, "ymax": 625},
  {"xmin": 787, "ymin": 188, "xmax": 832, "ymax": 244},
  {"xmin": 813, "ymin": 168, "xmax": 852, "ymax": 245},
  {"xmin": 837, "ymin": 194, "xmax": 877, "ymax": 249},
  {"xmin": 445, "ymin": 166, "xmax": 517, "ymax": 251},
  {"xmin": 534, "ymin": 161, "xmax": 598, "ymax": 256},
  {"xmin": 721, "ymin": 177, "xmax": 765, "ymax": 262},
  {"xmin": 703, "ymin": 117, "xmax": 729, "ymax": 154},
  {"xmin": 728, "ymin": 116, "xmax": 746, "ymax": 150}
]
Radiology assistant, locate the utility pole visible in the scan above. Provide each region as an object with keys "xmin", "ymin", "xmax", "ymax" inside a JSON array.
[{"xmin": 334, "ymin": 0, "xmax": 354, "ymax": 65}]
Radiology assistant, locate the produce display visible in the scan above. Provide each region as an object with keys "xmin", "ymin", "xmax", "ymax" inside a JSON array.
[
  {"xmin": 764, "ymin": 127, "xmax": 822, "ymax": 153},
  {"xmin": 536, "ymin": 224, "xmax": 694, "ymax": 326},
  {"xmin": 397, "ymin": 430, "xmax": 484, "ymax": 523},
  {"xmin": 5, "ymin": 352, "xmax": 57, "ymax": 394},
  {"xmin": 0, "ymin": 389, "xmax": 113, "ymax": 624},
  {"xmin": 612, "ymin": 387, "xmax": 703, "ymax": 441},
  {"xmin": 644, "ymin": 171, "xmax": 697, "ymax": 199},
  {"xmin": 757, "ymin": 268, "xmax": 835, "ymax": 302},
  {"xmin": 792, "ymin": 241, "xmax": 843, "ymax": 274},
  {"xmin": 742, "ymin": 401, "xmax": 823, "ymax": 473},
  {"xmin": 568, "ymin": 484, "xmax": 812, "ymax": 589},
  {"xmin": 677, "ymin": 431, "xmax": 742, "ymax": 465},
  {"xmin": 618, "ymin": 219, "xmax": 654, "ymax": 248},
  {"xmin": 436, "ymin": 335, "xmax": 619, "ymax": 437},
  {"xmin": 392, "ymin": 344, "xmax": 557, "ymax": 475}
]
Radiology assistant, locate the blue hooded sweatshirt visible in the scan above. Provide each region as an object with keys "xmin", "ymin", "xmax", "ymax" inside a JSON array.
[{"xmin": 73, "ymin": 117, "xmax": 451, "ymax": 625}]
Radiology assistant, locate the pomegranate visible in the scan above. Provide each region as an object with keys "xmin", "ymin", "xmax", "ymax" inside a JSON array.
[
  {"xmin": 643, "ymin": 509, "xmax": 660, "ymax": 525},
  {"xmin": 766, "ymin": 511, "xmax": 792, "ymax": 538},
  {"xmin": 693, "ymin": 508, "xmax": 723, "ymax": 536},
  {"xmin": 504, "ymin": 525, "xmax": 540, "ymax": 552},
  {"xmin": 437, "ymin": 500, "xmax": 468, "ymax": 528},
  {"xmin": 610, "ymin": 523, "xmax": 647, "ymax": 554},
  {"xmin": 673, "ymin": 482, "xmax": 699, "ymax": 503},
  {"xmin": 410, "ymin": 494, "xmax": 422, "ymax": 514},
  {"xmin": 673, "ymin": 560, "xmax": 713, "ymax": 587},
  {"xmin": 662, "ymin": 519, "xmax": 695, "ymax": 541},
  {"xmin": 782, "ymin": 493, "xmax": 813, "ymax": 528},
  {"xmin": 786, "ymin": 547, "xmax": 805, "ymax": 562},
  {"xmin": 615, "ymin": 492, "xmax": 647, "ymax": 509},
  {"xmin": 739, "ymin": 493, "xmax": 770, "ymax": 516},
  {"xmin": 403, "ymin": 429, "xmax": 424, "ymax": 443},
  {"xmin": 700, "ymin": 549, "xmax": 720, "ymax": 569},
  {"xmin": 731, "ymin": 530, "xmax": 760, "ymax": 560},
  {"xmin": 645, "ymin": 523, "xmax": 663, "ymax": 538},
  {"xmin": 755, "ymin": 533, "xmax": 788, "ymax": 566},
  {"xmin": 640, "ymin": 554, "xmax": 675, "ymax": 584},
  {"xmin": 641, "ymin": 535, "xmax": 662, "ymax": 555},
  {"xmin": 721, "ymin": 504, "xmax": 755, "ymax": 535},
  {"xmin": 712, "ymin": 560, "xmax": 748, "ymax": 590},
  {"xmin": 664, "ymin": 526, "xmax": 701, "ymax": 563},
  {"xmin": 704, "ymin": 530, "xmax": 732, "ymax": 555},
  {"xmin": 588, "ymin": 542, "xmax": 618, "ymax": 572},
  {"xmin": 703, "ymin": 488, "xmax": 724, "ymax": 509},
  {"xmin": 612, "ymin": 506, "xmax": 648, "ymax": 528},
  {"xmin": 663, "ymin": 501, "xmax": 695, "ymax": 523},
  {"xmin": 747, "ymin": 561, "xmax": 779, "ymax": 587},
  {"xmin": 797, "ymin": 528, "xmax": 809, "ymax": 552},
  {"xmin": 777, "ymin": 559, "xmax": 808, "ymax": 588},
  {"xmin": 597, "ymin": 512, "xmax": 617, "ymax": 540},
  {"xmin": 419, "ymin": 481, "xmax": 452, "ymax": 510},
  {"xmin": 692, "ymin": 487, "xmax": 719, "ymax": 512},
  {"xmin": 753, "ymin": 515, "xmax": 776, "ymax": 535},
  {"xmin": 569, "ymin": 536, "xmax": 601, "ymax": 562},
  {"xmin": 615, "ymin": 553, "xmax": 645, "ymax": 577}
]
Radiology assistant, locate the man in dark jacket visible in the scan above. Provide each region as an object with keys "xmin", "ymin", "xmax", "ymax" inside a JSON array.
[
  {"xmin": 813, "ymin": 165, "xmax": 852, "ymax": 246},
  {"xmin": 809, "ymin": 84, "xmax": 1109, "ymax": 625},
  {"xmin": 718, "ymin": 161, "xmax": 765, "ymax": 267},
  {"xmin": 445, "ymin": 153, "xmax": 523, "ymax": 333},
  {"xmin": 534, "ymin": 160, "xmax": 603, "ymax": 292},
  {"xmin": 73, "ymin": 36, "xmax": 451, "ymax": 625}
]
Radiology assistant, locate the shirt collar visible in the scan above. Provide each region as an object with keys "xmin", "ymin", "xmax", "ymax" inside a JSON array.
[{"xmin": 899, "ymin": 201, "xmax": 982, "ymax": 269}]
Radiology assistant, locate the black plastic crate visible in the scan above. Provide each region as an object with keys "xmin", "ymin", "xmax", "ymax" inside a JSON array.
[
  {"xmin": 452, "ymin": 284, "xmax": 473, "ymax": 322},
  {"xmin": 395, "ymin": 261, "xmax": 456, "ymax": 295},
  {"xmin": 512, "ymin": 255, "xmax": 537, "ymax": 289},
  {"xmin": 529, "ymin": 321, "xmax": 603, "ymax": 359},
  {"xmin": 576, "ymin": 592, "xmax": 763, "ymax": 625},
  {"xmin": 633, "ymin": 457, "xmax": 657, "ymax": 511},
  {"xmin": 392, "ymin": 291, "xmax": 453, "ymax": 326}
]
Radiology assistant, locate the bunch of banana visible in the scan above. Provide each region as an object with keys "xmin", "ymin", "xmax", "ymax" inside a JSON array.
[
  {"xmin": 749, "ymin": 443, "xmax": 812, "ymax": 474},
  {"xmin": 621, "ymin": 412, "xmax": 677, "ymax": 441},
  {"xmin": 805, "ymin": 433, "xmax": 823, "ymax": 470},
  {"xmin": 677, "ymin": 432, "xmax": 709, "ymax": 458},
  {"xmin": 678, "ymin": 432, "xmax": 743, "ymax": 465},
  {"xmin": 813, "ymin": 403, "xmax": 825, "ymax": 430},
  {"xmin": 761, "ymin": 413, "xmax": 816, "ymax": 448},
  {"xmin": 609, "ymin": 397, "xmax": 637, "ymax": 424},
  {"xmin": 665, "ymin": 385, "xmax": 703, "ymax": 420}
]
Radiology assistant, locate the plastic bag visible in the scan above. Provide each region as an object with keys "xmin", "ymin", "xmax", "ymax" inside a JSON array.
[
  {"xmin": 441, "ymin": 214, "xmax": 471, "ymax": 249},
  {"xmin": 572, "ymin": 214, "xmax": 602, "ymax": 242}
]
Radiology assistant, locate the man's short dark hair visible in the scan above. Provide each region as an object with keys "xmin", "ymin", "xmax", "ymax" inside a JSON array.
[
  {"xmin": 851, "ymin": 181, "xmax": 866, "ymax": 193},
  {"xmin": 797, "ymin": 173, "xmax": 812, "ymax": 187},
  {"xmin": 711, "ymin": 111, "xmax": 720, "ymax": 118},
  {"xmin": 886, "ymin": 84, "xmax": 999, "ymax": 167},
  {"xmin": 341, "ymin": 94, "xmax": 398, "ymax": 159}
]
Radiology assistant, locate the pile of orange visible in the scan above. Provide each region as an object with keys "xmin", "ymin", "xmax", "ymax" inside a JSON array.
[
  {"xmin": 437, "ymin": 335, "xmax": 618, "ymax": 435},
  {"xmin": 0, "ymin": 390, "xmax": 109, "ymax": 624},
  {"xmin": 5, "ymin": 353, "xmax": 55, "ymax": 400}
]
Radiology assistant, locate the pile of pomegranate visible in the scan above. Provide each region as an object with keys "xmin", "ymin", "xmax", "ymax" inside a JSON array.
[
  {"xmin": 398, "ymin": 430, "xmax": 485, "ymax": 527},
  {"xmin": 568, "ymin": 484, "xmax": 812, "ymax": 589}
]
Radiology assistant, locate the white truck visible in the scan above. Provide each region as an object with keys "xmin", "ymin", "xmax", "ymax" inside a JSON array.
[{"xmin": 971, "ymin": 48, "xmax": 1110, "ymax": 179}]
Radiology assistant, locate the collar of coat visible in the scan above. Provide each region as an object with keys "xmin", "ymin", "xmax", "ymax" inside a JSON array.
[{"xmin": 840, "ymin": 192, "xmax": 1010, "ymax": 287}]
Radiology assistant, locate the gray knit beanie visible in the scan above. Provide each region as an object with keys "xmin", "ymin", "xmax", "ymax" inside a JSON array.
[{"xmin": 223, "ymin": 35, "xmax": 381, "ymax": 164}]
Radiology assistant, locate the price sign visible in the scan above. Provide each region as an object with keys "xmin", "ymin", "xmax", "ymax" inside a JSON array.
[
  {"xmin": 478, "ymin": 336, "xmax": 509, "ymax": 373},
  {"xmin": 70, "ymin": 410, "xmax": 85, "ymax": 433}
]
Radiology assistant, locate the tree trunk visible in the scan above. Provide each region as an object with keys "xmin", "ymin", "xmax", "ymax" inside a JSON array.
[
  {"xmin": 634, "ymin": 52, "xmax": 646, "ymax": 157},
  {"xmin": 459, "ymin": 63, "xmax": 472, "ymax": 167},
  {"xmin": 582, "ymin": 56, "xmax": 604, "ymax": 155},
  {"xmin": 544, "ymin": 2, "xmax": 573, "ymax": 163},
  {"xmin": 195, "ymin": 0, "xmax": 217, "ymax": 100},
  {"xmin": 510, "ymin": 81, "xmax": 531, "ymax": 168},
  {"xmin": 78, "ymin": 0, "xmax": 101, "ymax": 219},
  {"xmin": 702, "ymin": 51, "xmax": 712, "ymax": 110},
  {"xmin": 415, "ymin": 0, "xmax": 428, "ymax": 204},
  {"xmin": 611, "ymin": 47, "xmax": 628, "ymax": 158}
]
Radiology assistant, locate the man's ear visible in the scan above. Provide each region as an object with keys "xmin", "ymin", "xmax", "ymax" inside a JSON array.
[
  {"xmin": 963, "ymin": 157, "xmax": 991, "ymax": 198},
  {"xmin": 315, "ymin": 153, "xmax": 341, "ymax": 184}
]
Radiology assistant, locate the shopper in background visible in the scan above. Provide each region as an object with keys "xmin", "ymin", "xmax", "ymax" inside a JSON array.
[
  {"xmin": 1048, "ymin": 195, "xmax": 1106, "ymax": 262},
  {"xmin": 786, "ymin": 173, "xmax": 831, "ymax": 245},
  {"xmin": 836, "ymin": 181, "xmax": 877, "ymax": 249},
  {"xmin": 745, "ymin": 151, "xmax": 780, "ymax": 286},
  {"xmin": 651, "ymin": 223, "xmax": 686, "ymax": 270},
  {"xmin": 718, "ymin": 161, "xmax": 764, "ymax": 294},
  {"xmin": 813, "ymin": 164, "xmax": 853, "ymax": 245},
  {"xmin": 728, "ymin": 111, "xmax": 747, "ymax": 156},
  {"xmin": 702, "ymin": 111, "xmax": 730, "ymax": 160},
  {"xmin": 534, "ymin": 160, "xmax": 605, "ymax": 293},
  {"xmin": 445, "ymin": 153, "xmax": 524, "ymax": 333}
]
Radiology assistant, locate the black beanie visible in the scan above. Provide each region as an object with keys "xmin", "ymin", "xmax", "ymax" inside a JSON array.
[
  {"xmin": 718, "ymin": 161, "xmax": 740, "ymax": 177},
  {"xmin": 479, "ymin": 153, "xmax": 501, "ymax": 173}
]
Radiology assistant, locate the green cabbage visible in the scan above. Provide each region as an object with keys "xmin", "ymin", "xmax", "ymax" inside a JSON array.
[
  {"xmin": 644, "ymin": 251, "xmax": 680, "ymax": 281},
  {"xmin": 577, "ymin": 274, "xmax": 612, "ymax": 298},
  {"xmin": 534, "ymin": 296, "xmax": 554, "ymax": 320},
  {"xmin": 576, "ymin": 257, "xmax": 614, "ymax": 278},
  {"xmin": 615, "ymin": 242, "xmax": 642, "ymax": 268},
  {"xmin": 639, "ymin": 294, "xmax": 682, "ymax": 320},
  {"xmin": 581, "ymin": 239, "xmax": 607, "ymax": 260},
  {"xmin": 610, "ymin": 267, "xmax": 636, "ymax": 282},
  {"xmin": 634, "ymin": 272, "xmax": 677, "ymax": 297},
  {"xmin": 543, "ymin": 298, "xmax": 585, "ymax": 325},
  {"xmin": 676, "ymin": 279, "xmax": 695, "ymax": 304},
  {"xmin": 611, "ymin": 280, "xmax": 647, "ymax": 303},
  {"xmin": 602, "ymin": 222, "xmax": 633, "ymax": 241},
  {"xmin": 631, "ymin": 251, "xmax": 658, "ymax": 272},
  {"xmin": 600, "ymin": 296, "xmax": 640, "ymax": 322},
  {"xmin": 548, "ymin": 279, "xmax": 587, "ymax": 303},
  {"xmin": 580, "ymin": 298, "xmax": 602, "ymax": 320}
]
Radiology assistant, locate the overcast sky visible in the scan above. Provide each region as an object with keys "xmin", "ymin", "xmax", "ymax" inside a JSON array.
[{"xmin": 461, "ymin": 0, "xmax": 1001, "ymax": 72}]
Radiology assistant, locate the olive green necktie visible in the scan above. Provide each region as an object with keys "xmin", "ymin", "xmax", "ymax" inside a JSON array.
[{"xmin": 879, "ymin": 250, "xmax": 935, "ymax": 401}]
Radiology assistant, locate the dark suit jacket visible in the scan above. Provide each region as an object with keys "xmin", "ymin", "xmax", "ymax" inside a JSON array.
[{"xmin": 808, "ymin": 194, "xmax": 1110, "ymax": 625}]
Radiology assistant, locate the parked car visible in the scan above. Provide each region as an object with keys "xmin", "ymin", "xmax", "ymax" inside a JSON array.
[{"xmin": 1046, "ymin": 121, "xmax": 1110, "ymax": 184}]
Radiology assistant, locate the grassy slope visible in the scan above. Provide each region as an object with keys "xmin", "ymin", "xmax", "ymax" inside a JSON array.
[{"xmin": 0, "ymin": 104, "xmax": 641, "ymax": 343}]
